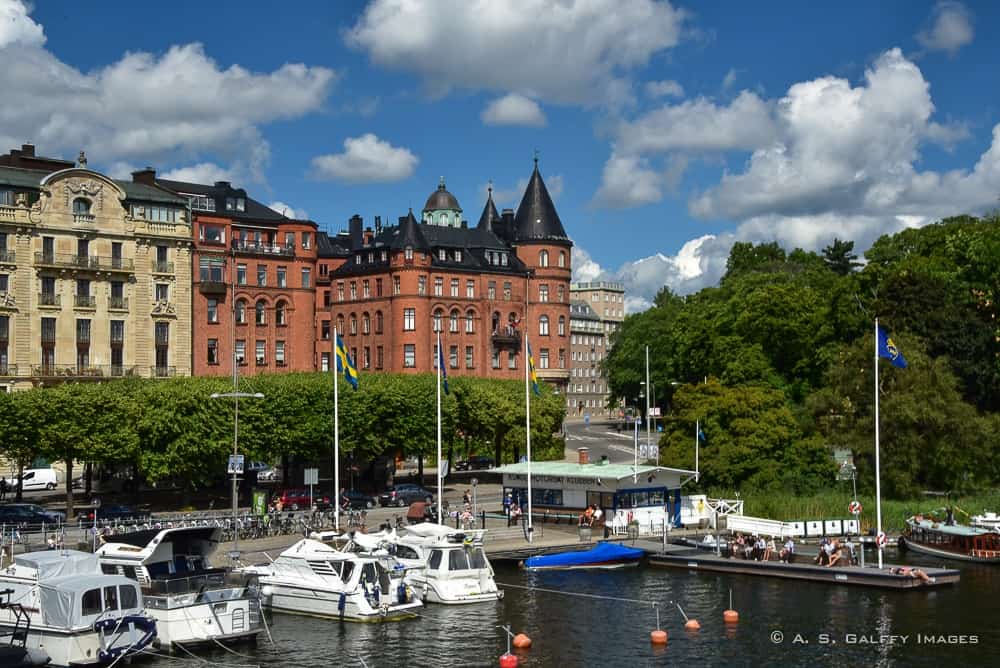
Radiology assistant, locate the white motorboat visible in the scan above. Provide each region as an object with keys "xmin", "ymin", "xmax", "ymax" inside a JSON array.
[
  {"xmin": 971, "ymin": 511, "xmax": 1000, "ymax": 531},
  {"xmin": 96, "ymin": 526, "xmax": 263, "ymax": 649},
  {"xmin": 0, "ymin": 550, "xmax": 157, "ymax": 666},
  {"xmin": 240, "ymin": 539, "xmax": 422, "ymax": 622},
  {"xmin": 341, "ymin": 524, "xmax": 502, "ymax": 605}
]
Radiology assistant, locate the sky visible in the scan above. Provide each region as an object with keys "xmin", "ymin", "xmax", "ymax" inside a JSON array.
[{"xmin": 2, "ymin": 0, "xmax": 998, "ymax": 311}]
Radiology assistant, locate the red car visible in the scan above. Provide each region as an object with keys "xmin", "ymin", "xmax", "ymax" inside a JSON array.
[{"xmin": 275, "ymin": 489, "xmax": 330, "ymax": 511}]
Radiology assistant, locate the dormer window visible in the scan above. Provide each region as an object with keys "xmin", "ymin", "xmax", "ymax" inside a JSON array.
[
  {"xmin": 380, "ymin": 250, "xmax": 387, "ymax": 262},
  {"xmin": 368, "ymin": 252, "xmax": 374, "ymax": 263},
  {"xmin": 73, "ymin": 198, "xmax": 91, "ymax": 215},
  {"xmin": 500, "ymin": 253, "xmax": 508, "ymax": 266},
  {"xmin": 454, "ymin": 250, "xmax": 462, "ymax": 262},
  {"xmin": 405, "ymin": 247, "xmax": 413, "ymax": 260},
  {"xmin": 356, "ymin": 255, "xmax": 362, "ymax": 264},
  {"xmin": 225, "ymin": 197, "xmax": 245, "ymax": 212},
  {"xmin": 438, "ymin": 249, "xmax": 447, "ymax": 261}
]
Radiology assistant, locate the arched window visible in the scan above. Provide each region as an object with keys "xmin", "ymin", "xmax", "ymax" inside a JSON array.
[
  {"xmin": 362, "ymin": 312, "xmax": 371, "ymax": 335},
  {"xmin": 558, "ymin": 251, "xmax": 566, "ymax": 268},
  {"xmin": 539, "ymin": 250, "xmax": 549, "ymax": 267},
  {"xmin": 375, "ymin": 310, "xmax": 383, "ymax": 334},
  {"xmin": 336, "ymin": 314, "xmax": 345, "ymax": 335},
  {"xmin": 255, "ymin": 300, "xmax": 266, "ymax": 325},
  {"xmin": 72, "ymin": 198, "xmax": 91, "ymax": 215},
  {"xmin": 492, "ymin": 311, "xmax": 501, "ymax": 334},
  {"xmin": 539, "ymin": 315, "xmax": 549, "ymax": 336},
  {"xmin": 350, "ymin": 313, "xmax": 358, "ymax": 335},
  {"xmin": 466, "ymin": 309, "xmax": 475, "ymax": 333},
  {"xmin": 275, "ymin": 300, "xmax": 287, "ymax": 326},
  {"xmin": 433, "ymin": 308, "xmax": 443, "ymax": 332},
  {"xmin": 449, "ymin": 309, "xmax": 459, "ymax": 333},
  {"xmin": 235, "ymin": 299, "xmax": 246, "ymax": 324},
  {"xmin": 558, "ymin": 315, "xmax": 566, "ymax": 336}
]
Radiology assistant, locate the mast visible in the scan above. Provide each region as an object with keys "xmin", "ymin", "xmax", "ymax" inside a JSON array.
[
  {"xmin": 333, "ymin": 325, "xmax": 340, "ymax": 533},
  {"xmin": 525, "ymin": 332, "xmax": 533, "ymax": 543},
  {"xmin": 874, "ymin": 318, "xmax": 884, "ymax": 569},
  {"xmin": 436, "ymin": 332, "xmax": 443, "ymax": 525}
]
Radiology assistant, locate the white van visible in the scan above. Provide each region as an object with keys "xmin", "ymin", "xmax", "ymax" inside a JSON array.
[{"xmin": 3, "ymin": 468, "xmax": 59, "ymax": 491}]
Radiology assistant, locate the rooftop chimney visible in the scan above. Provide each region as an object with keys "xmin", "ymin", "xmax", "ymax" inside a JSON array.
[
  {"xmin": 374, "ymin": 215, "xmax": 382, "ymax": 235},
  {"xmin": 214, "ymin": 181, "xmax": 231, "ymax": 189},
  {"xmin": 577, "ymin": 447, "xmax": 590, "ymax": 465},
  {"xmin": 132, "ymin": 167, "xmax": 156, "ymax": 186},
  {"xmin": 349, "ymin": 214, "xmax": 363, "ymax": 250},
  {"xmin": 363, "ymin": 226, "xmax": 373, "ymax": 246},
  {"xmin": 20, "ymin": 143, "xmax": 35, "ymax": 157}
]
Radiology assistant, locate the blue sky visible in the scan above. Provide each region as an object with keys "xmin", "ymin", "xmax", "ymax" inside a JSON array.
[{"xmin": 3, "ymin": 0, "xmax": 998, "ymax": 310}]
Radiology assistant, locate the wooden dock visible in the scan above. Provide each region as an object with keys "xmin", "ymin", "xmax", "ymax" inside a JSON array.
[{"xmin": 647, "ymin": 550, "xmax": 960, "ymax": 589}]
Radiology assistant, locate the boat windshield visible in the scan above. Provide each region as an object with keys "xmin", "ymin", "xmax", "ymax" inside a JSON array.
[{"xmin": 448, "ymin": 548, "xmax": 489, "ymax": 571}]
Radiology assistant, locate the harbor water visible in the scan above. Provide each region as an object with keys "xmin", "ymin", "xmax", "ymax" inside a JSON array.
[{"xmin": 144, "ymin": 550, "xmax": 999, "ymax": 668}]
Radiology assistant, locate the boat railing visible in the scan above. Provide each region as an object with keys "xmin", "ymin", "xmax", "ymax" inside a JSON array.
[{"xmin": 142, "ymin": 568, "xmax": 249, "ymax": 598}]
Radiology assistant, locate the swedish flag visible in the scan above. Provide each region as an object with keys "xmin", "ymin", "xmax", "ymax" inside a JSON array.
[
  {"xmin": 526, "ymin": 341, "xmax": 540, "ymax": 397},
  {"xmin": 335, "ymin": 334, "xmax": 359, "ymax": 389}
]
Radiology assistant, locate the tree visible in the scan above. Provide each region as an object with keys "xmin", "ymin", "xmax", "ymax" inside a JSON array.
[{"xmin": 822, "ymin": 238, "xmax": 861, "ymax": 275}]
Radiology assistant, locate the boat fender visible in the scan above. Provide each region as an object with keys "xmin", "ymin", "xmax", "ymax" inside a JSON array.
[
  {"xmin": 373, "ymin": 584, "xmax": 380, "ymax": 603},
  {"xmin": 338, "ymin": 592, "xmax": 347, "ymax": 613},
  {"xmin": 261, "ymin": 585, "xmax": 274, "ymax": 598},
  {"xmin": 397, "ymin": 583, "xmax": 407, "ymax": 604}
]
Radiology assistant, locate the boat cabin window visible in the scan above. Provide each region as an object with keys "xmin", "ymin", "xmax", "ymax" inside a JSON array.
[
  {"xmin": 147, "ymin": 561, "xmax": 170, "ymax": 579},
  {"xmin": 428, "ymin": 550, "xmax": 444, "ymax": 570},
  {"xmin": 395, "ymin": 545, "xmax": 420, "ymax": 560},
  {"xmin": 468, "ymin": 548, "xmax": 487, "ymax": 569},
  {"xmin": 448, "ymin": 550, "xmax": 470, "ymax": 571},
  {"xmin": 339, "ymin": 561, "xmax": 355, "ymax": 583},
  {"xmin": 123, "ymin": 566, "xmax": 138, "ymax": 581},
  {"xmin": 82, "ymin": 588, "xmax": 102, "ymax": 616},
  {"xmin": 119, "ymin": 585, "xmax": 138, "ymax": 610},
  {"xmin": 104, "ymin": 586, "xmax": 119, "ymax": 611},
  {"xmin": 101, "ymin": 564, "xmax": 118, "ymax": 575}
]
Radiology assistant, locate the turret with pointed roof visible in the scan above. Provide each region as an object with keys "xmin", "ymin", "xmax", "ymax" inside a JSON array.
[
  {"xmin": 390, "ymin": 208, "xmax": 428, "ymax": 251},
  {"xmin": 513, "ymin": 160, "xmax": 570, "ymax": 245},
  {"xmin": 477, "ymin": 184, "xmax": 501, "ymax": 232}
]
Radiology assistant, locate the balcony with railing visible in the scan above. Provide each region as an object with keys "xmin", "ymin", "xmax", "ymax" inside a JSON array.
[
  {"xmin": 152, "ymin": 260, "xmax": 174, "ymax": 274},
  {"xmin": 150, "ymin": 366, "xmax": 176, "ymax": 378},
  {"xmin": 491, "ymin": 326, "xmax": 521, "ymax": 349},
  {"xmin": 0, "ymin": 365, "xmax": 17, "ymax": 377},
  {"xmin": 199, "ymin": 280, "xmax": 228, "ymax": 295},
  {"xmin": 231, "ymin": 241, "xmax": 295, "ymax": 257},
  {"xmin": 30, "ymin": 364, "xmax": 133, "ymax": 379},
  {"xmin": 108, "ymin": 296, "xmax": 129, "ymax": 310},
  {"xmin": 0, "ymin": 249, "xmax": 14, "ymax": 264},
  {"xmin": 74, "ymin": 294, "xmax": 96, "ymax": 309},
  {"xmin": 34, "ymin": 252, "xmax": 133, "ymax": 272},
  {"xmin": 38, "ymin": 292, "xmax": 60, "ymax": 308},
  {"xmin": 72, "ymin": 213, "xmax": 96, "ymax": 225}
]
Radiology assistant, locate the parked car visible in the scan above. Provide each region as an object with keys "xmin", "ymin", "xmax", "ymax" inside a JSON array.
[
  {"xmin": 5, "ymin": 503, "xmax": 65, "ymax": 524},
  {"xmin": 275, "ymin": 488, "xmax": 331, "ymax": 511},
  {"xmin": 2, "ymin": 468, "xmax": 59, "ymax": 491},
  {"xmin": 454, "ymin": 456, "xmax": 494, "ymax": 471},
  {"xmin": 341, "ymin": 489, "xmax": 377, "ymax": 510},
  {"xmin": 256, "ymin": 466, "xmax": 280, "ymax": 482},
  {"xmin": 77, "ymin": 504, "xmax": 151, "ymax": 522},
  {"xmin": 0, "ymin": 504, "xmax": 56, "ymax": 525},
  {"xmin": 379, "ymin": 485, "xmax": 434, "ymax": 508}
]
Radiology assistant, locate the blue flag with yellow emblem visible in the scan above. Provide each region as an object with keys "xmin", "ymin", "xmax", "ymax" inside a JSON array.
[
  {"xmin": 527, "ymin": 341, "xmax": 540, "ymax": 397},
  {"xmin": 877, "ymin": 325, "xmax": 907, "ymax": 369},
  {"xmin": 437, "ymin": 334, "xmax": 449, "ymax": 395},
  {"xmin": 335, "ymin": 333, "xmax": 359, "ymax": 389}
]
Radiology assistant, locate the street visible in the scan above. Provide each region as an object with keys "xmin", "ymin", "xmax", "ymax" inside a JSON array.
[{"xmin": 563, "ymin": 418, "xmax": 651, "ymax": 464}]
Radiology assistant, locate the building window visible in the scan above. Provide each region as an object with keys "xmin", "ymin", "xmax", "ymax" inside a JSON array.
[
  {"xmin": 418, "ymin": 276, "xmax": 426, "ymax": 295},
  {"xmin": 449, "ymin": 345, "xmax": 458, "ymax": 368},
  {"xmin": 376, "ymin": 345, "xmax": 384, "ymax": 369},
  {"xmin": 558, "ymin": 316, "xmax": 566, "ymax": 336},
  {"xmin": 154, "ymin": 321, "xmax": 170, "ymax": 373},
  {"xmin": 276, "ymin": 266, "xmax": 287, "ymax": 288},
  {"xmin": 154, "ymin": 283, "xmax": 168, "ymax": 301},
  {"xmin": 539, "ymin": 315, "xmax": 549, "ymax": 336},
  {"xmin": 508, "ymin": 352, "xmax": 517, "ymax": 370},
  {"xmin": 362, "ymin": 346, "xmax": 371, "ymax": 369},
  {"xmin": 350, "ymin": 313, "xmax": 358, "ymax": 335},
  {"xmin": 394, "ymin": 276, "xmax": 401, "ymax": 295},
  {"xmin": 405, "ymin": 247, "xmax": 413, "ymax": 260},
  {"xmin": 466, "ymin": 280, "xmax": 474, "ymax": 298},
  {"xmin": 432, "ymin": 309, "xmax": 443, "ymax": 332},
  {"xmin": 449, "ymin": 309, "xmax": 459, "ymax": 333},
  {"xmin": 338, "ymin": 282, "xmax": 345, "ymax": 301},
  {"xmin": 363, "ymin": 280, "xmax": 370, "ymax": 298},
  {"xmin": 207, "ymin": 299, "xmax": 218, "ymax": 323},
  {"xmin": 492, "ymin": 348, "xmax": 500, "ymax": 369},
  {"xmin": 465, "ymin": 310, "xmax": 475, "ymax": 333},
  {"xmin": 488, "ymin": 281, "xmax": 496, "ymax": 300},
  {"xmin": 323, "ymin": 290, "xmax": 331, "ymax": 307},
  {"xmin": 438, "ymin": 249, "xmax": 447, "ymax": 262},
  {"xmin": 337, "ymin": 315, "xmax": 345, "ymax": 334},
  {"xmin": 236, "ymin": 264, "xmax": 247, "ymax": 285},
  {"xmin": 255, "ymin": 340, "xmax": 266, "ymax": 365},
  {"xmin": 207, "ymin": 338, "xmax": 219, "ymax": 365},
  {"xmin": 503, "ymin": 282, "xmax": 511, "ymax": 300},
  {"xmin": 350, "ymin": 282, "xmax": 357, "ymax": 299},
  {"xmin": 558, "ymin": 251, "xmax": 566, "ymax": 268},
  {"xmin": 302, "ymin": 232, "xmax": 312, "ymax": 249},
  {"xmin": 226, "ymin": 197, "xmax": 246, "ymax": 212},
  {"xmin": 284, "ymin": 232, "xmax": 295, "ymax": 249},
  {"xmin": 320, "ymin": 351, "xmax": 330, "ymax": 371},
  {"xmin": 539, "ymin": 250, "xmax": 548, "ymax": 267},
  {"xmin": 73, "ymin": 198, "xmax": 91, "ymax": 215},
  {"xmin": 301, "ymin": 268, "xmax": 311, "ymax": 288},
  {"xmin": 404, "ymin": 308, "xmax": 415, "ymax": 331},
  {"xmin": 450, "ymin": 279, "xmax": 459, "ymax": 297},
  {"xmin": 539, "ymin": 284, "xmax": 549, "ymax": 302},
  {"xmin": 276, "ymin": 301, "xmax": 287, "ymax": 326},
  {"xmin": 257, "ymin": 265, "xmax": 267, "ymax": 287},
  {"xmin": 235, "ymin": 299, "xmax": 246, "ymax": 324},
  {"xmin": 558, "ymin": 285, "xmax": 565, "ymax": 302},
  {"xmin": 200, "ymin": 225, "xmax": 225, "ymax": 244},
  {"xmin": 403, "ymin": 344, "xmax": 415, "ymax": 368},
  {"xmin": 434, "ymin": 277, "xmax": 443, "ymax": 296},
  {"xmin": 276, "ymin": 341, "xmax": 286, "ymax": 366},
  {"xmin": 362, "ymin": 312, "xmax": 370, "ymax": 334},
  {"xmin": 559, "ymin": 348, "xmax": 566, "ymax": 369},
  {"xmin": 255, "ymin": 300, "xmax": 266, "ymax": 325},
  {"xmin": 376, "ymin": 278, "xmax": 383, "ymax": 297},
  {"xmin": 321, "ymin": 320, "xmax": 330, "ymax": 340},
  {"xmin": 375, "ymin": 311, "xmax": 383, "ymax": 334},
  {"xmin": 539, "ymin": 348, "xmax": 550, "ymax": 369}
]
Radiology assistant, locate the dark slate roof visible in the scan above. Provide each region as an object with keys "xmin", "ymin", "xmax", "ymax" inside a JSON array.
[
  {"xmin": 513, "ymin": 163, "xmax": 570, "ymax": 244},
  {"xmin": 423, "ymin": 179, "xmax": 461, "ymax": 212},
  {"xmin": 389, "ymin": 209, "xmax": 428, "ymax": 251},
  {"xmin": 477, "ymin": 189, "xmax": 501, "ymax": 231},
  {"xmin": 0, "ymin": 166, "xmax": 46, "ymax": 189},
  {"xmin": 156, "ymin": 178, "xmax": 287, "ymax": 224},
  {"xmin": 317, "ymin": 231, "xmax": 351, "ymax": 258},
  {"xmin": 570, "ymin": 300, "xmax": 600, "ymax": 321},
  {"xmin": 119, "ymin": 181, "xmax": 188, "ymax": 206}
]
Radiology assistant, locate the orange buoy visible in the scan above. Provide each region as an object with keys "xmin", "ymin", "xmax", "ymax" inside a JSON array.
[
  {"xmin": 684, "ymin": 619, "xmax": 701, "ymax": 631},
  {"xmin": 512, "ymin": 633, "xmax": 532, "ymax": 649},
  {"xmin": 650, "ymin": 629, "xmax": 668, "ymax": 644},
  {"xmin": 499, "ymin": 653, "xmax": 519, "ymax": 668},
  {"xmin": 723, "ymin": 609, "xmax": 739, "ymax": 624}
]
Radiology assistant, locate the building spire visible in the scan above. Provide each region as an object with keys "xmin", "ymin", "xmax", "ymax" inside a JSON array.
[{"xmin": 513, "ymin": 159, "xmax": 569, "ymax": 244}]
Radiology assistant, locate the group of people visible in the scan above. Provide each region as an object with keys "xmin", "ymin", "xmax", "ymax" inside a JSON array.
[
  {"xmin": 813, "ymin": 537, "xmax": 857, "ymax": 567},
  {"xmin": 730, "ymin": 533, "xmax": 796, "ymax": 562},
  {"xmin": 578, "ymin": 504, "xmax": 604, "ymax": 527},
  {"xmin": 502, "ymin": 493, "xmax": 523, "ymax": 525}
]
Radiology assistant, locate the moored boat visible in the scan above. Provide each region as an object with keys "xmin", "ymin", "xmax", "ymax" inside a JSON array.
[
  {"xmin": 96, "ymin": 526, "xmax": 263, "ymax": 649},
  {"xmin": 522, "ymin": 541, "xmax": 645, "ymax": 571},
  {"xmin": 971, "ymin": 511, "xmax": 1000, "ymax": 531},
  {"xmin": 900, "ymin": 516, "xmax": 1000, "ymax": 563},
  {"xmin": 0, "ymin": 550, "xmax": 157, "ymax": 666}
]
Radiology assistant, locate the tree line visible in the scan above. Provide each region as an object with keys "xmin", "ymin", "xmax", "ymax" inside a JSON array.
[
  {"xmin": 0, "ymin": 372, "xmax": 566, "ymax": 515},
  {"xmin": 606, "ymin": 214, "xmax": 1000, "ymax": 499}
]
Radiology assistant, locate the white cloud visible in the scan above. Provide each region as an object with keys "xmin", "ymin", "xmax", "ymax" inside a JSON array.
[
  {"xmin": 0, "ymin": 0, "xmax": 43, "ymax": 48},
  {"xmin": 268, "ymin": 201, "xmax": 309, "ymax": 220},
  {"xmin": 916, "ymin": 1, "xmax": 974, "ymax": 55},
  {"xmin": 592, "ymin": 153, "xmax": 663, "ymax": 208},
  {"xmin": 644, "ymin": 79, "xmax": 684, "ymax": 98},
  {"xmin": 481, "ymin": 94, "xmax": 547, "ymax": 127},
  {"xmin": 722, "ymin": 68, "xmax": 738, "ymax": 90},
  {"xmin": 311, "ymin": 133, "xmax": 419, "ymax": 183},
  {"xmin": 346, "ymin": 0, "xmax": 687, "ymax": 105},
  {"xmin": 160, "ymin": 162, "xmax": 234, "ymax": 184},
  {"xmin": 0, "ymin": 3, "xmax": 335, "ymax": 182},
  {"xmin": 571, "ymin": 247, "xmax": 603, "ymax": 283}
]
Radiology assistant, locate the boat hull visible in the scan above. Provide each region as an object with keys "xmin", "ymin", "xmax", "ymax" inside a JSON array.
[
  {"xmin": 147, "ymin": 596, "xmax": 263, "ymax": 648},
  {"xmin": 260, "ymin": 580, "xmax": 421, "ymax": 622},
  {"xmin": 408, "ymin": 575, "xmax": 503, "ymax": 604},
  {"xmin": 0, "ymin": 621, "xmax": 151, "ymax": 667},
  {"xmin": 899, "ymin": 536, "xmax": 1000, "ymax": 564},
  {"xmin": 523, "ymin": 559, "xmax": 642, "ymax": 572}
]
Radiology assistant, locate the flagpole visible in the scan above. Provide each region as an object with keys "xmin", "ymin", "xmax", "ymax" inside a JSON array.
[
  {"xmin": 436, "ymin": 332, "xmax": 443, "ymax": 525},
  {"xmin": 525, "ymin": 333, "xmax": 533, "ymax": 543},
  {"xmin": 874, "ymin": 318, "xmax": 883, "ymax": 569},
  {"xmin": 695, "ymin": 419, "xmax": 700, "ymax": 482},
  {"xmin": 333, "ymin": 326, "xmax": 340, "ymax": 533}
]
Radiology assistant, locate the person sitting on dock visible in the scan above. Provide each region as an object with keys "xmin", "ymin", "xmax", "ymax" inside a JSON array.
[
  {"xmin": 889, "ymin": 566, "xmax": 934, "ymax": 583},
  {"xmin": 510, "ymin": 503, "xmax": 523, "ymax": 525},
  {"xmin": 827, "ymin": 539, "xmax": 844, "ymax": 567},
  {"xmin": 780, "ymin": 538, "xmax": 795, "ymax": 563},
  {"xmin": 754, "ymin": 536, "xmax": 766, "ymax": 561},
  {"xmin": 815, "ymin": 538, "xmax": 830, "ymax": 565},
  {"xmin": 580, "ymin": 505, "xmax": 595, "ymax": 527},
  {"xmin": 592, "ymin": 505, "xmax": 603, "ymax": 527}
]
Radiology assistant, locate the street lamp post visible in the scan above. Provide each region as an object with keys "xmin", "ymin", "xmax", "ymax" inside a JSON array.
[{"xmin": 210, "ymin": 390, "xmax": 264, "ymax": 560}]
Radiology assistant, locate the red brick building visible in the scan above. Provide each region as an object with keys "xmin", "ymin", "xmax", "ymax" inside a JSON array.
[
  {"xmin": 154, "ymin": 176, "xmax": 319, "ymax": 376},
  {"xmin": 325, "ymin": 162, "xmax": 572, "ymax": 391}
]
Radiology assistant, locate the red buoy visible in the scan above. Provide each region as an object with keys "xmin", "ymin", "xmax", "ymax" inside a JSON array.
[
  {"xmin": 499, "ymin": 653, "xmax": 519, "ymax": 668},
  {"xmin": 512, "ymin": 633, "xmax": 532, "ymax": 649},
  {"xmin": 684, "ymin": 619, "xmax": 701, "ymax": 631},
  {"xmin": 650, "ymin": 629, "xmax": 668, "ymax": 644},
  {"xmin": 724, "ymin": 609, "xmax": 739, "ymax": 624}
]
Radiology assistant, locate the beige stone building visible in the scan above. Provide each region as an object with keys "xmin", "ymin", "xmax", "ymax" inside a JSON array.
[
  {"xmin": 0, "ymin": 146, "xmax": 192, "ymax": 389},
  {"xmin": 567, "ymin": 281, "xmax": 625, "ymax": 417}
]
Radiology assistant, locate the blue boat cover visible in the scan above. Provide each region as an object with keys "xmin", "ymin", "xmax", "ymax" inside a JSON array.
[{"xmin": 524, "ymin": 541, "xmax": 645, "ymax": 569}]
